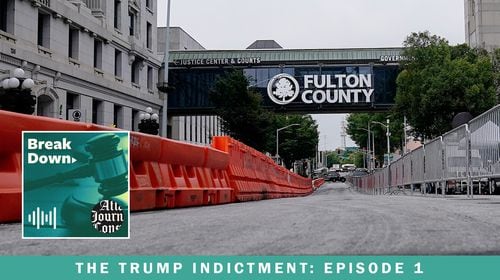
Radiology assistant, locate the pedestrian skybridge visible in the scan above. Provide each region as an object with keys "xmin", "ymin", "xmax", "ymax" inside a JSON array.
[{"xmin": 168, "ymin": 48, "xmax": 404, "ymax": 115}]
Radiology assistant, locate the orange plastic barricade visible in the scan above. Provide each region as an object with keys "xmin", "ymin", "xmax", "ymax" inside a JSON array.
[
  {"xmin": 0, "ymin": 151, "xmax": 21, "ymax": 223},
  {"xmin": 212, "ymin": 136, "xmax": 313, "ymax": 201},
  {"xmin": 203, "ymin": 147, "xmax": 233, "ymax": 205},
  {"xmin": 129, "ymin": 132, "xmax": 164, "ymax": 211},
  {"xmin": 0, "ymin": 110, "xmax": 311, "ymax": 223},
  {"xmin": 312, "ymin": 178, "xmax": 325, "ymax": 189},
  {"xmin": 0, "ymin": 110, "xmax": 96, "ymax": 222},
  {"xmin": 0, "ymin": 110, "xmax": 234, "ymax": 223},
  {"xmin": 128, "ymin": 132, "xmax": 233, "ymax": 211}
]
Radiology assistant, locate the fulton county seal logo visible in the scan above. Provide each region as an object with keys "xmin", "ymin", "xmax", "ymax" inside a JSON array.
[{"xmin": 267, "ymin": 73, "xmax": 300, "ymax": 105}]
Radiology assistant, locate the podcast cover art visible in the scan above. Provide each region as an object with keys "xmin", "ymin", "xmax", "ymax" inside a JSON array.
[{"xmin": 22, "ymin": 131, "xmax": 130, "ymax": 239}]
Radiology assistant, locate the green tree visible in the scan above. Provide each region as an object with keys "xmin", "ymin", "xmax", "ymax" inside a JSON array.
[
  {"xmin": 210, "ymin": 70, "xmax": 319, "ymax": 168},
  {"xmin": 348, "ymin": 151, "xmax": 365, "ymax": 169},
  {"xmin": 272, "ymin": 114, "xmax": 319, "ymax": 168},
  {"xmin": 326, "ymin": 152, "xmax": 341, "ymax": 168},
  {"xmin": 395, "ymin": 31, "xmax": 496, "ymax": 139},
  {"xmin": 209, "ymin": 70, "xmax": 273, "ymax": 151},
  {"xmin": 491, "ymin": 48, "xmax": 500, "ymax": 103}
]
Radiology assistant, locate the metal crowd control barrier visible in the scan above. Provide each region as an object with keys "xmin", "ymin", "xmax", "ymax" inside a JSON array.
[
  {"xmin": 402, "ymin": 152, "xmax": 412, "ymax": 188},
  {"xmin": 442, "ymin": 125, "xmax": 470, "ymax": 195},
  {"xmin": 423, "ymin": 137, "xmax": 444, "ymax": 195},
  {"xmin": 390, "ymin": 157, "xmax": 403, "ymax": 193},
  {"xmin": 348, "ymin": 105, "xmax": 500, "ymax": 198},
  {"xmin": 410, "ymin": 146, "xmax": 425, "ymax": 191},
  {"xmin": 469, "ymin": 107, "xmax": 500, "ymax": 181}
]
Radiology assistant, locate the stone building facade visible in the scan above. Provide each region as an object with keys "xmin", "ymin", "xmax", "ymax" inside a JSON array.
[
  {"xmin": 465, "ymin": 0, "xmax": 500, "ymax": 51},
  {"xmin": 0, "ymin": 0, "xmax": 162, "ymax": 130}
]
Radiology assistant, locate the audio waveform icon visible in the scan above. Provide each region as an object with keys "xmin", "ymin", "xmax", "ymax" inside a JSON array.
[{"xmin": 27, "ymin": 207, "xmax": 57, "ymax": 229}]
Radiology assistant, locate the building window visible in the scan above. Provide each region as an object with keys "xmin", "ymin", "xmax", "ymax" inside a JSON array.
[
  {"xmin": 131, "ymin": 60, "xmax": 140, "ymax": 84},
  {"xmin": 92, "ymin": 99, "xmax": 103, "ymax": 124},
  {"xmin": 0, "ymin": 0, "xmax": 14, "ymax": 34},
  {"xmin": 115, "ymin": 49, "xmax": 122, "ymax": 77},
  {"xmin": 132, "ymin": 109, "xmax": 139, "ymax": 131},
  {"xmin": 66, "ymin": 92, "xmax": 77, "ymax": 110},
  {"xmin": 114, "ymin": 0, "xmax": 121, "ymax": 30},
  {"xmin": 128, "ymin": 10, "xmax": 136, "ymax": 36},
  {"xmin": 114, "ymin": 104, "xmax": 123, "ymax": 128},
  {"xmin": 147, "ymin": 66, "xmax": 153, "ymax": 90},
  {"xmin": 146, "ymin": 22, "xmax": 152, "ymax": 49},
  {"xmin": 37, "ymin": 13, "xmax": 50, "ymax": 48},
  {"xmin": 94, "ymin": 39, "xmax": 103, "ymax": 69},
  {"xmin": 0, "ymin": 1, "xmax": 7, "ymax": 32},
  {"xmin": 68, "ymin": 27, "xmax": 79, "ymax": 59},
  {"xmin": 146, "ymin": 0, "xmax": 152, "ymax": 10}
]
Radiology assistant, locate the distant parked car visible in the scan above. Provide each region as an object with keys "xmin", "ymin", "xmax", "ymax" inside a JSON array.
[{"xmin": 325, "ymin": 171, "xmax": 346, "ymax": 182}]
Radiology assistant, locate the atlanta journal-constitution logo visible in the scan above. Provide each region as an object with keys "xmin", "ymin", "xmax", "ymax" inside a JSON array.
[
  {"xmin": 267, "ymin": 73, "xmax": 300, "ymax": 105},
  {"xmin": 91, "ymin": 199, "xmax": 125, "ymax": 234}
]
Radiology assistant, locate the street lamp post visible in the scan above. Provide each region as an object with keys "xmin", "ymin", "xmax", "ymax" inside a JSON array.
[
  {"xmin": 371, "ymin": 131, "xmax": 375, "ymax": 168},
  {"xmin": 0, "ymin": 68, "xmax": 36, "ymax": 114},
  {"xmin": 371, "ymin": 119, "xmax": 391, "ymax": 166},
  {"xmin": 386, "ymin": 119, "xmax": 391, "ymax": 165},
  {"xmin": 158, "ymin": 0, "xmax": 172, "ymax": 138},
  {"xmin": 403, "ymin": 115, "xmax": 411, "ymax": 155},
  {"xmin": 138, "ymin": 107, "xmax": 160, "ymax": 135},
  {"xmin": 355, "ymin": 127, "xmax": 375, "ymax": 171},
  {"xmin": 276, "ymin": 123, "xmax": 300, "ymax": 160},
  {"xmin": 368, "ymin": 122, "xmax": 371, "ymax": 170}
]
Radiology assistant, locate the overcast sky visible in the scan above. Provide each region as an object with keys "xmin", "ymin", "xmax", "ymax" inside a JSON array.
[{"xmin": 158, "ymin": 0, "xmax": 466, "ymax": 150}]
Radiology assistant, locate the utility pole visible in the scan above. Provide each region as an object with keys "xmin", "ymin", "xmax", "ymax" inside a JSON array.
[
  {"xmin": 367, "ymin": 122, "xmax": 371, "ymax": 171},
  {"xmin": 386, "ymin": 119, "xmax": 391, "ymax": 165},
  {"xmin": 275, "ymin": 123, "xmax": 300, "ymax": 161},
  {"xmin": 371, "ymin": 119, "xmax": 391, "ymax": 166},
  {"xmin": 403, "ymin": 115, "xmax": 408, "ymax": 155},
  {"xmin": 160, "ymin": 0, "xmax": 171, "ymax": 137},
  {"xmin": 341, "ymin": 119, "xmax": 347, "ymax": 150},
  {"xmin": 371, "ymin": 131, "xmax": 375, "ymax": 169}
]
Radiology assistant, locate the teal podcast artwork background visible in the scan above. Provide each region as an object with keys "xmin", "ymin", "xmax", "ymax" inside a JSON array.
[{"xmin": 22, "ymin": 131, "xmax": 129, "ymax": 238}]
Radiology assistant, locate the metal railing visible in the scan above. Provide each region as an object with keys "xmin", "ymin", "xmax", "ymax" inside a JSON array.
[{"xmin": 348, "ymin": 105, "xmax": 500, "ymax": 197}]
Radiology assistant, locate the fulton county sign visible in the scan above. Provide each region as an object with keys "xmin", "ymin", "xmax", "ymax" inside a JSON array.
[
  {"xmin": 267, "ymin": 73, "xmax": 374, "ymax": 106},
  {"xmin": 167, "ymin": 64, "xmax": 398, "ymax": 114}
]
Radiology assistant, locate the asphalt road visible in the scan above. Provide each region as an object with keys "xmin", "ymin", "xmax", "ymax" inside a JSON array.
[{"xmin": 2, "ymin": 182, "xmax": 500, "ymax": 255}]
